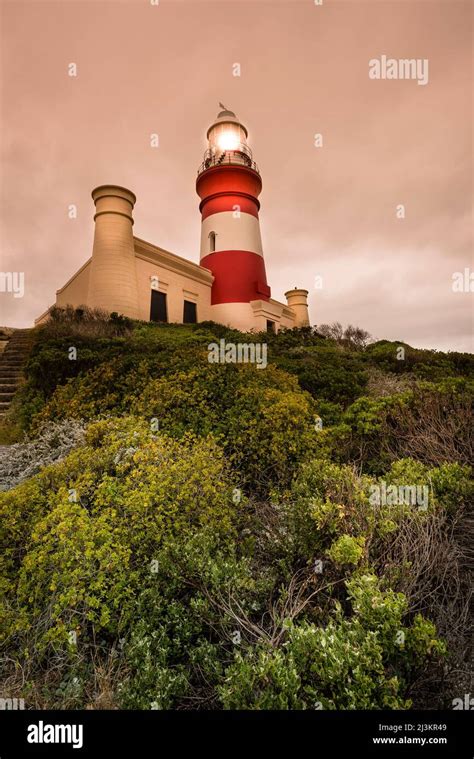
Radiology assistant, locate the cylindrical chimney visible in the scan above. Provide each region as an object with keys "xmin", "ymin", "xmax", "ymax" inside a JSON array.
[
  {"xmin": 285, "ymin": 288, "xmax": 310, "ymax": 327},
  {"xmin": 87, "ymin": 185, "xmax": 140, "ymax": 318}
]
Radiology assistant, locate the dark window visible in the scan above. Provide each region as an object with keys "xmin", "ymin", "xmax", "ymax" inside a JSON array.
[
  {"xmin": 209, "ymin": 231, "xmax": 216, "ymax": 253},
  {"xmin": 183, "ymin": 300, "xmax": 197, "ymax": 324},
  {"xmin": 150, "ymin": 290, "xmax": 167, "ymax": 322},
  {"xmin": 266, "ymin": 320, "xmax": 276, "ymax": 333}
]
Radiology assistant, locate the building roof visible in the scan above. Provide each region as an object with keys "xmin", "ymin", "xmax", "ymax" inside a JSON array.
[{"xmin": 133, "ymin": 237, "xmax": 214, "ymax": 286}]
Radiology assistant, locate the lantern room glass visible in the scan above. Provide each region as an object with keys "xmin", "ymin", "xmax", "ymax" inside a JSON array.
[
  {"xmin": 208, "ymin": 122, "xmax": 247, "ymax": 154},
  {"xmin": 197, "ymin": 111, "xmax": 259, "ymax": 176}
]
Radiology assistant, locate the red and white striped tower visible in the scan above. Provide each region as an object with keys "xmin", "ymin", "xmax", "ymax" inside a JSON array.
[{"xmin": 196, "ymin": 107, "xmax": 271, "ymax": 330}]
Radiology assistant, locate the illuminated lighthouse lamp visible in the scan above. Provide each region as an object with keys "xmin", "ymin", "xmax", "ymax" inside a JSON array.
[
  {"xmin": 203, "ymin": 104, "xmax": 255, "ymax": 170},
  {"xmin": 217, "ymin": 130, "xmax": 240, "ymax": 151}
]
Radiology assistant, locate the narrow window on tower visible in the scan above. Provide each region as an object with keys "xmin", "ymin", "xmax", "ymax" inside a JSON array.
[
  {"xmin": 183, "ymin": 300, "xmax": 197, "ymax": 324},
  {"xmin": 209, "ymin": 231, "xmax": 216, "ymax": 253},
  {"xmin": 150, "ymin": 290, "xmax": 168, "ymax": 322}
]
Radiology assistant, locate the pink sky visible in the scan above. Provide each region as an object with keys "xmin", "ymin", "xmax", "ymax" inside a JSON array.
[{"xmin": 0, "ymin": 0, "xmax": 472, "ymax": 351}]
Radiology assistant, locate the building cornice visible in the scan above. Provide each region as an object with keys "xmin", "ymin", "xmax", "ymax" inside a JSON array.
[
  {"xmin": 250, "ymin": 298, "xmax": 296, "ymax": 322},
  {"xmin": 134, "ymin": 237, "xmax": 214, "ymax": 287}
]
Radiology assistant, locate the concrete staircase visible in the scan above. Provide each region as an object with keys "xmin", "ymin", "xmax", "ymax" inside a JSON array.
[{"xmin": 0, "ymin": 329, "xmax": 34, "ymax": 417}]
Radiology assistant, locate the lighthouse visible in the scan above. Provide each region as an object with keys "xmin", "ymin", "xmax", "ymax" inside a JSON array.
[
  {"xmin": 37, "ymin": 106, "xmax": 310, "ymax": 332},
  {"xmin": 196, "ymin": 106, "xmax": 275, "ymax": 331}
]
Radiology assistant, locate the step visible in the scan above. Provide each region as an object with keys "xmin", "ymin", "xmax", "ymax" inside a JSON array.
[
  {"xmin": 0, "ymin": 392, "xmax": 14, "ymax": 401},
  {"xmin": 0, "ymin": 385, "xmax": 17, "ymax": 393}
]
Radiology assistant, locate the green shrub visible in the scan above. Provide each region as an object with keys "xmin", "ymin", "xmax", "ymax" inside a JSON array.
[
  {"xmin": 0, "ymin": 418, "xmax": 237, "ymax": 656},
  {"xmin": 429, "ymin": 462, "xmax": 473, "ymax": 513},
  {"xmin": 327, "ymin": 535, "xmax": 365, "ymax": 566},
  {"xmin": 219, "ymin": 574, "xmax": 444, "ymax": 710},
  {"xmin": 119, "ymin": 529, "xmax": 259, "ymax": 709},
  {"xmin": 284, "ymin": 459, "xmax": 374, "ymax": 567},
  {"xmin": 130, "ymin": 363, "xmax": 318, "ymax": 494}
]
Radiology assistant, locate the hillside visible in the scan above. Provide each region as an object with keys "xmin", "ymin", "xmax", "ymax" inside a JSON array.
[{"xmin": 0, "ymin": 309, "xmax": 472, "ymax": 710}]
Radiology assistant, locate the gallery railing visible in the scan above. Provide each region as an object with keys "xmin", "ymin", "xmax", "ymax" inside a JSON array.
[{"xmin": 197, "ymin": 144, "xmax": 259, "ymax": 175}]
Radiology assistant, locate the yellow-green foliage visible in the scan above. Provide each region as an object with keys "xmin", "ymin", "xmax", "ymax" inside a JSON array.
[
  {"xmin": 284, "ymin": 459, "xmax": 376, "ymax": 565},
  {"xmin": 0, "ymin": 418, "xmax": 236, "ymax": 653},
  {"xmin": 327, "ymin": 535, "xmax": 366, "ymax": 566},
  {"xmin": 130, "ymin": 363, "xmax": 318, "ymax": 492},
  {"xmin": 30, "ymin": 360, "xmax": 318, "ymax": 494}
]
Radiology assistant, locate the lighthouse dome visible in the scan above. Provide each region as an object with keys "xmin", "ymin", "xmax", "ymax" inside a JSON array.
[
  {"xmin": 206, "ymin": 105, "xmax": 249, "ymax": 141},
  {"xmin": 217, "ymin": 108, "xmax": 236, "ymax": 119}
]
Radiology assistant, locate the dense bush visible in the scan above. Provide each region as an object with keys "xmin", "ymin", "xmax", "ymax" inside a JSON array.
[
  {"xmin": 0, "ymin": 321, "xmax": 472, "ymax": 710},
  {"xmin": 220, "ymin": 575, "xmax": 444, "ymax": 710},
  {"xmin": 317, "ymin": 383, "xmax": 473, "ymax": 473}
]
